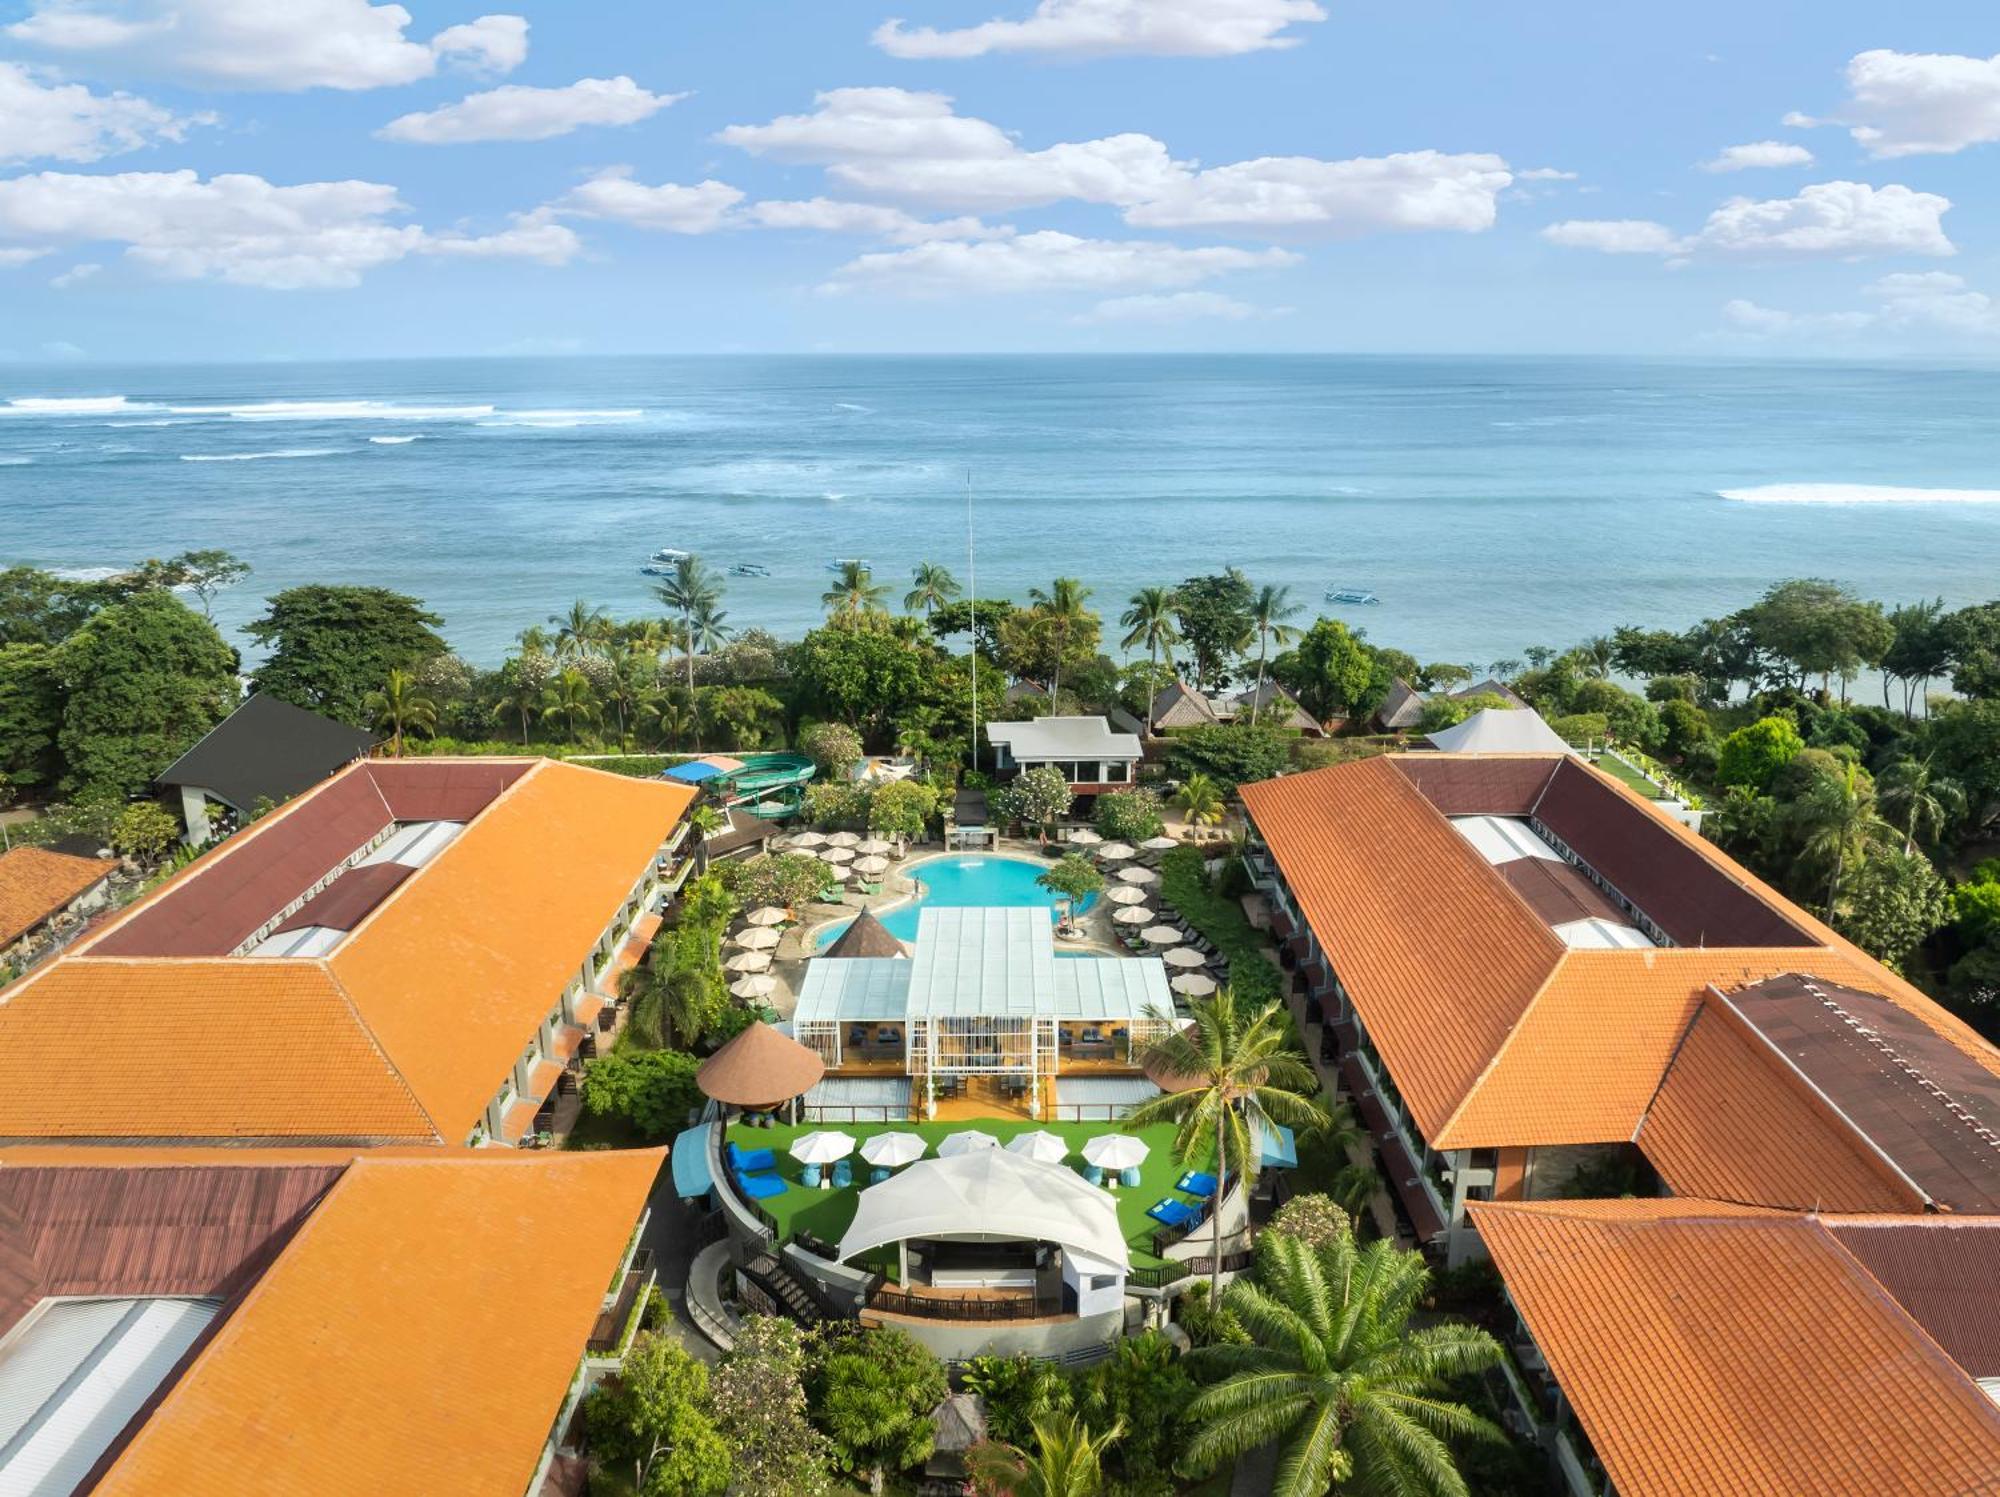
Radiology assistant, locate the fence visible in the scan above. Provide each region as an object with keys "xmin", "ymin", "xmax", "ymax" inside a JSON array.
[{"xmin": 867, "ymin": 1285, "xmax": 1062, "ymax": 1322}]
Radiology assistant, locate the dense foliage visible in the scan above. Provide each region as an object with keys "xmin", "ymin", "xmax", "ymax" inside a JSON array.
[{"xmin": 246, "ymin": 584, "xmax": 446, "ymax": 725}]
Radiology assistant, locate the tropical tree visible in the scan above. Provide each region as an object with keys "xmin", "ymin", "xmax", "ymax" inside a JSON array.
[
  {"xmin": 655, "ymin": 555, "xmax": 726, "ymax": 693},
  {"xmin": 600, "ymin": 641, "xmax": 648, "ymax": 748},
  {"xmin": 1036, "ymin": 853, "xmax": 1104, "ymax": 933},
  {"xmin": 551, "ymin": 599, "xmax": 611, "ymax": 660},
  {"xmin": 1013, "ymin": 764, "xmax": 1075, "ymax": 846},
  {"xmin": 1026, "ymin": 578, "xmax": 1093, "ymax": 702},
  {"xmin": 1246, "ymin": 584, "xmax": 1304, "ymax": 720},
  {"xmin": 1793, "ymin": 760, "xmax": 1893, "ymax": 918},
  {"xmin": 540, "ymin": 667, "xmax": 600, "ymax": 744},
  {"xmin": 1128, "ymin": 989, "xmax": 1326, "ymax": 1304},
  {"xmin": 1174, "ymin": 772, "xmax": 1225, "ymax": 830},
  {"xmin": 642, "ymin": 689, "xmax": 699, "ymax": 751},
  {"xmin": 1878, "ymin": 753, "xmax": 1963, "ymax": 856},
  {"xmin": 1183, "ymin": 1230, "xmax": 1501, "ymax": 1497},
  {"xmin": 1119, "ymin": 587, "xmax": 1180, "ymax": 726},
  {"xmin": 246, "ymin": 584, "xmax": 444, "ymax": 726},
  {"xmin": 363, "ymin": 667, "xmax": 438, "ymax": 757},
  {"xmin": 905, "ymin": 561, "xmax": 961, "ymax": 618},
  {"xmin": 690, "ymin": 595, "xmax": 734, "ymax": 658},
  {"xmin": 822, "ymin": 561, "xmax": 890, "ymax": 627},
  {"xmin": 967, "ymin": 1413, "xmax": 1126, "ymax": 1497},
  {"xmin": 814, "ymin": 1328, "xmax": 946, "ymax": 1496},
  {"xmin": 581, "ymin": 1333, "xmax": 731, "ymax": 1497}
]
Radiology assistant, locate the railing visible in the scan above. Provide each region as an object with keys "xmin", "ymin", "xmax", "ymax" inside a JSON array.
[
  {"xmin": 1179, "ymin": 1249, "xmax": 1256, "ymax": 1276},
  {"xmin": 586, "ymin": 1249, "xmax": 655, "ymax": 1354},
  {"xmin": 867, "ymin": 1285, "xmax": 1063, "ymax": 1322},
  {"xmin": 1126, "ymin": 1260, "xmax": 1192, "ymax": 1289}
]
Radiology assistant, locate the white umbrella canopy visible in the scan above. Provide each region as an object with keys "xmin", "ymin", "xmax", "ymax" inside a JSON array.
[
  {"xmin": 820, "ymin": 845, "xmax": 856, "ymax": 863},
  {"xmin": 822, "ymin": 865, "xmax": 852, "ymax": 882},
  {"xmin": 730, "ymin": 973, "xmax": 778, "ymax": 999},
  {"xmin": 1117, "ymin": 866, "xmax": 1158, "ymax": 885},
  {"xmin": 855, "ymin": 837, "xmax": 893, "ymax": 855},
  {"xmin": 745, "ymin": 906, "xmax": 790, "ymax": 927},
  {"xmin": 1082, "ymin": 1134, "xmax": 1150, "ymax": 1170},
  {"xmin": 1066, "ymin": 828, "xmax": 1102, "ymax": 846},
  {"xmin": 1107, "ymin": 886, "xmax": 1150, "ymax": 907},
  {"xmin": 725, "ymin": 950, "xmax": 774, "ymax": 973},
  {"xmin": 1162, "ymin": 947, "xmax": 1207, "ymax": 969},
  {"xmin": 853, "ymin": 855, "xmax": 890, "ymax": 876},
  {"xmin": 1112, "ymin": 906, "xmax": 1153, "ymax": 926},
  {"xmin": 1096, "ymin": 842, "xmax": 1135, "ymax": 861},
  {"xmin": 825, "ymin": 830, "xmax": 862, "ymax": 848},
  {"xmin": 860, "ymin": 1132, "xmax": 927, "ymax": 1167},
  {"xmin": 788, "ymin": 1130, "xmax": 857, "ymax": 1165},
  {"xmin": 1141, "ymin": 836, "xmax": 1180, "ymax": 852},
  {"xmin": 1005, "ymin": 1130, "xmax": 1070, "ymax": 1164},
  {"xmin": 789, "ymin": 831, "xmax": 827, "ymax": 848},
  {"xmin": 733, "ymin": 926, "xmax": 780, "ymax": 950},
  {"xmin": 937, "ymin": 1129, "xmax": 999, "ymax": 1157},
  {"xmin": 1170, "ymin": 972, "xmax": 1217, "ymax": 997},
  {"xmin": 1141, "ymin": 924, "xmax": 1183, "ymax": 945}
]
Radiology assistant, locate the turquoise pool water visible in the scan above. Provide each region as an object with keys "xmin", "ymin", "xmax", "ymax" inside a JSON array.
[{"xmin": 813, "ymin": 854, "xmax": 1095, "ymax": 949}]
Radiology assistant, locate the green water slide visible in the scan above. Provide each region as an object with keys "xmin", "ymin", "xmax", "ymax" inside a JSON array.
[{"xmin": 713, "ymin": 752, "xmax": 816, "ymax": 818}]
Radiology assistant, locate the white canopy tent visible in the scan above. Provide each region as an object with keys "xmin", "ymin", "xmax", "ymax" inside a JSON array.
[{"xmin": 835, "ymin": 1148, "xmax": 1131, "ymax": 1271}]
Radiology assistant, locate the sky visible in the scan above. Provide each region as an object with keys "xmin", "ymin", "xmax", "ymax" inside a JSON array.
[{"xmin": 2, "ymin": 0, "xmax": 2000, "ymax": 360}]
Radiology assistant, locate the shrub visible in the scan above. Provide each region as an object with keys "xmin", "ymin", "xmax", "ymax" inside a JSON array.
[
  {"xmin": 1547, "ymin": 712, "xmax": 1610, "ymax": 744},
  {"xmin": 867, "ymin": 778, "xmax": 937, "ymax": 842},
  {"xmin": 1416, "ymin": 692, "xmax": 1511, "ymax": 734},
  {"xmin": 1265, "ymin": 1193, "xmax": 1353, "ymax": 1251},
  {"xmin": 1157, "ymin": 846, "xmax": 1282, "ymax": 1006},
  {"xmin": 579, "ymin": 1049, "xmax": 703, "ymax": 1140},
  {"xmin": 1093, "ymin": 788, "xmax": 1166, "ymax": 843},
  {"xmin": 1716, "ymin": 715, "xmax": 1804, "ymax": 791},
  {"xmin": 799, "ymin": 721, "xmax": 863, "ymax": 780},
  {"xmin": 111, "ymin": 801, "xmax": 181, "ymax": 860},
  {"xmin": 1165, "ymin": 722, "xmax": 1290, "ymax": 792},
  {"xmin": 802, "ymin": 779, "xmax": 870, "ymax": 828}
]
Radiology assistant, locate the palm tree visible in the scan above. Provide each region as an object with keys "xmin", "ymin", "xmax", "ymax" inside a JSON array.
[
  {"xmin": 1184, "ymin": 1231, "xmax": 1501, "ymax": 1497},
  {"xmin": 1246, "ymin": 584, "xmax": 1303, "ymax": 722},
  {"xmin": 490, "ymin": 671, "xmax": 542, "ymax": 746},
  {"xmin": 539, "ymin": 667, "xmax": 600, "ymax": 744},
  {"xmin": 640, "ymin": 689, "xmax": 697, "ymax": 751},
  {"xmin": 600, "ymin": 642, "xmax": 644, "ymax": 749},
  {"xmin": 968, "ymin": 1413, "xmax": 1126, "ymax": 1497},
  {"xmin": 623, "ymin": 617, "xmax": 677, "ymax": 663},
  {"xmin": 1878, "ymin": 753, "xmax": 1963, "ymax": 856},
  {"xmin": 1579, "ymin": 634, "xmax": 1615, "ymax": 679},
  {"xmin": 363, "ymin": 668, "xmax": 437, "ymax": 758},
  {"xmin": 1175, "ymin": 772, "xmax": 1225, "ymax": 831},
  {"xmin": 516, "ymin": 624, "xmax": 554, "ymax": 656},
  {"xmin": 1127, "ymin": 989, "xmax": 1326, "ymax": 1305},
  {"xmin": 822, "ymin": 561, "xmax": 889, "ymax": 625},
  {"xmin": 1794, "ymin": 761, "xmax": 1893, "ymax": 918},
  {"xmin": 689, "ymin": 595, "xmax": 733, "ymax": 659},
  {"xmin": 688, "ymin": 801, "xmax": 727, "ymax": 872},
  {"xmin": 1120, "ymin": 586, "xmax": 1180, "ymax": 727},
  {"xmin": 654, "ymin": 555, "xmax": 724, "ymax": 693},
  {"xmin": 1027, "ymin": 577, "xmax": 1093, "ymax": 703},
  {"xmin": 550, "ymin": 599, "xmax": 610, "ymax": 660},
  {"xmin": 905, "ymin": 561, "xmax": 961, "ymax": 617}
]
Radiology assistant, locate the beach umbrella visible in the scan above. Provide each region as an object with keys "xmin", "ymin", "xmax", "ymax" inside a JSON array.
[
  {"xmin": 789, "ymin": 831, "xmax": 826, "ymax": 848},
  {"xmin": 733, "ymin": 926, "xmax": 780, "ymax": 950},
  {"xmin": 1107, "ymin": 886, "xmax": 1150, "ymax": 907},
  {"xmin": 1112, "ymin": 906, "xmax": 1152, "ymax": 926},
  {"xmin": 937, "ymin": 1129, "xmax": 999, "ymax": 1157},
  {"xmin": 855, "ymin": 837, "xmax": 893, "ymax": 855},
  {"xmin": 745, "ymin": 906, "xmax": 789, "ymax": 927},
  {"xmin": 1141, "ymin": 924, "xmax": 1182, "ymax": 946},
  {"xmin": 788, "ymin": 1130, "xmax": 856, "ymax": 1165},
  {"xmin": 1096, "ymin": 842, "xmax": 1134, "ymax": 861},
  {"xmin": 1117, "ymin": 866, "xmax": 1158, "ymax": 885},
  {"xmin": 853, "ymin": 855, "xmax": 890, "ymax": 877},
  {"xmin": 730, "ymin": 973, "xmax": 777, "ymax": 999},
  {"xmin": 1082, "ymin": 1135, "xmax": 1149, "ymax": 1170},
  {"xmin": 825, "ymin": 830, "xmax": 862, "ymax": 848},
  {"xmin": 1141, "ymin": 836, "xmax": 1180, "ymax": 852},
  {"xmin": 820, "ymin": 846, "xmax": 855, "ymax": 864},
  {"xmin": 1066, "ymin": 829, "xmax": 1102, "ymax": 846},
  {"xmin": 1006, "ymin": 1130, "xmax": 1070, "ymax": 1164},
  {"xmin": 861, "ymin": 1132, "xmax": 927, "ymax": 1168},
  {"xmin": 822, "ymin": 865, "xmax": 852, "ymax": 882},
  {"xmin": 1170, "ymin": 972, "xmax": 1217, "ymax": 997},
  {"xmin": 1162, "ymin": 947, "xmax": 1206, "ymax": 969},
  {"xmin": 725, "ymin": 950, "xmax": 774, "ymax": 973}
]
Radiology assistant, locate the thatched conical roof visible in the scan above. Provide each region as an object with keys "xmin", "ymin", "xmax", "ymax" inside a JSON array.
[
  {"xmin": 820, "ymin": 910, "xmax": 908, "ymax": 960},
  {"xmin": 696, "ymin": 1021, "xmax": 825, "ymax": 1106}
]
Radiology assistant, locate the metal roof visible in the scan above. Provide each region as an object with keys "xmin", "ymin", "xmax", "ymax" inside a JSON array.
[
  {"xmin": 155, "ymin": 693, "xmax": 373, "ymax": 812},
  {"xmin": 793, "ymin": 958, "xmax": 913, "ymax": 1025},
  {"xmin": 983, "ymin": 716, "xmax": 1142, "ymax": 762}
]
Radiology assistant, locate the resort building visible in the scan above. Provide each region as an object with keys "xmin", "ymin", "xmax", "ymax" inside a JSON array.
[
  {"xmin": 982, "ymin": 716, "xmax": 1142, "ymax": 797},
  {"xmin": 1145, "ymin": 679, "xmax": 1322, "ymax": 734},
  {"xmin": 0, "ymin": 845, "xmax": 113, "ymax": 969},
  {"xmin": 791, "ymin": 907, "xmax": 1176, "ymax": 1121},
  {"xmin": 0, "ymin": 758, "xmax": 695, "ymax": 1148},
  {"xmin": 0, "ymin": 1149, "xmax": 661, "ymax": 1497},
  {"xmin": 155, "ymin": 691, "xmax": 375, "ymax": 844},
  {"xmin": 1471, "ymin": 1199, "xmax": 2000, "ymax": 1496},
  {"xmin": 1373, "ymin": 675, "xmax": 1531, "ymax": 733},
  {"xmin": 1240, "ymin": 752, "xmax": 2000, "ymax": 1263}
]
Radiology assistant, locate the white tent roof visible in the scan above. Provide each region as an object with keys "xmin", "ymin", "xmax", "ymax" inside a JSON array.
[
  {"xmin": 1425, "ymin": 707, "xmax": 1574, "ymax": 756},
  {"xmin": 835, "ymin": 1148, "xmax": 1131, "ymax": 1271}
]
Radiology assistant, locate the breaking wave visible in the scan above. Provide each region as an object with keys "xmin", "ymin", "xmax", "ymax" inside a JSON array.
[
  {"xmin": 169, "ymin": 400, "xmax": 496, "ymax": 421},
  {"xmin": 178, "ymin": 448, "xmax": 341, "ymax": 463},
  {"xmin": 1718, "ymin": 483, "xmax": 2000, "ymax": 506},
  {"xmin": 368, "ymin": 434, "xmax": 426, "ymax": 445},
  {"xmin": 4, "ymin": 396, "xmax": 159, "ymax": 415}
]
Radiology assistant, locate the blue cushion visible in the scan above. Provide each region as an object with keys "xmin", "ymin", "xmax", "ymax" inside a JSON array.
[
  {"xmin": 1081, "ymin": 1164, "xmax": 1104, "ymax": 1186},
  {"xmin": 802, "ymin": 1162, "xmax": 823, "ymax": 1187},
  {"xmin": 1147, "ymin": 1198, "xmax": 1198, "ymax": 1228},
  {"xmin": 1177, "ymin": 1170, "xmax": 1219, "ymax": 1198},
  {"xmin": 738, "ymin": 1172, "xmax": 787, "ymax": 1200},
  {"xmin": 870, "ymin": 1166, "xmax": 891, "ymax": 1185},
  {"xmin": 831, "ymin": 1159, "xmax": 853, "ymax": 1188},
  {"xmin": 730, "ymin": 1143, "xmax": 777, "ymax": 1174},
  {"xmin": 1119, "ymin": 1166, "xmax": 1142, "ymax": 1189}
]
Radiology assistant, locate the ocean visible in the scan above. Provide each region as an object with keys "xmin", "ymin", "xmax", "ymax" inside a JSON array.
[{"xmin": 3, "ymin": 355, "xmax": 1998, "ymax": 668}]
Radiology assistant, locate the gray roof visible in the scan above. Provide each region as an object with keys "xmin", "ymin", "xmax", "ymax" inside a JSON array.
[
  {"xmin": 984, "ymin": 715, "xmax": 1141, "ymax": 762},
  {"xmin": 1375, "ymin": 677, "xmax": 1427, "ymax": 730},
  {"xmin": 1150, "ymin": 681, "xmax": 1222, "ymax": 730},
  {"xmin": 1425, "ymin": 707, "xmax": 1574, "ymax": 755},
  {"xmin": 821, "ymin": 909, "xmax": 907, "ymax": 959},
  {"xmin": 156, "ymin": 693, "xmax": 374, "ymax": 812}
]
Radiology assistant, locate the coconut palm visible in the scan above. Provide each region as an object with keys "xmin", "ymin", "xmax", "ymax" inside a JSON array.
[
  {"xmin": 516, "ymin": 624, "xmax": 554, "ymax": 656},
  {"xmin": 822, "ymin": 561, "xmax": 890, "ymax": 625},
  {"xmin": 1878, "ymin": 753, "xmax": 1963, "ymax": 856},
  {"xmin": 1127, "ymin": 989, "xmax": 1326, "ymax": 1305},
  {"xmin": 1793, "ymin": 760, "xmax": 1893, "ymax": 918},
  {"xmin": 623, "ymin": 617, "xmax": 678, "ymax": 663},
  {"xmin": 539, "ymin": 667, "xmax": 600, "ymax": 744},
  {"xmin": 600, "ymin": 642, "xmax": 646, "ymax": 749},
  {"xmin": 654, "ymin": 555, "xmax": 725, "ymax": 693},
  {"xmin": 1175, "ymin": 772, "xmax": 1225, "ymax": 830},
  {"xmin": 689, "ymin": 595, "xmax": 734, "ymax": 659},
  {"xmin": 364, "ymin": 668, "xmax": 437, "ymax": 758},
  {"xmin": 1027, "ymin": 577, "xmax": 1093, "ymax": 703},
  {"xmin": 490, "ymin": 668, "xmax": 543, "ymax": 747},
  {"xmin": 1120, "ymin": 587, "xmax": 1180, "ymax": 726},
  {"xmin": 1246, "ymin": 584, "xmax": 1304, "ymax": 723},
  {"xmin": 1579, "ymin": 634, "xmax": 1616, "ymax": 679},
  {"xmin": 1184, "ymin": 1231, "xmax": 1502, "ymax": 1497},
  {"xmin": 968, "ymin": 1413, "xmax": 1126, "ymax": 1497},
  {"xmin": 905, "ymin": 561, "xmax": 962, "ymax": 617},
  {"xmin": 640, "ymin": 689, "xmax": 698, "ymax": 751},
  {"xmin": 550, "ymin": 599, "xmax": 611, "ymax": 660}
]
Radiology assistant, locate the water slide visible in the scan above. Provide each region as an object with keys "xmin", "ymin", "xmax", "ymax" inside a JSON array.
[{"xmin": 666, "ymin": 752, "xmax": 817, "ymax": 819}]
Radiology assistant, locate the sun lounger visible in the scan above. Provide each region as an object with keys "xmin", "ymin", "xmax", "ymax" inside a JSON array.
[
  {"xmin": 1147, "ymin": 1198, "xmax": 1200, "ymax": 1230},
  {"xmin": 1177, "ymin": 1170, "xmax": 1219, "ymax": 1198},
  {"xmin": 738, "ymin": 1171, "xmax": 787, "ymax": 1200},
  {"xmin": 727, "ymin": 1141, "xmax": 777, "ymax": 1174}
]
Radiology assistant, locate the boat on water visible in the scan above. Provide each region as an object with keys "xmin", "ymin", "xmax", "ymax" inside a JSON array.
[
  {"xmin": 1324, "ymin": 587, "xmax": 1380, "ymax": 606},
  {"xmin": 651, "ymin": 548, "xmax": 689, "ymax": 563},
  {"xmin": 729, "ymin": 562, "xmax": 771, "ymax": 578},
  {"xmin": 640, "ymin": 564, "xmax": 673, "ymax": 578},
  {"xmin": 824, "ymin": 557, "xmax": 871, "ymax": 573}
]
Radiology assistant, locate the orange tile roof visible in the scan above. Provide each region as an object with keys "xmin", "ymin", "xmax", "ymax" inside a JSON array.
[
  {"xmin": 1635, "ymin": 992, "xmax": 1924, "ymax": 1213},
  {"xmin": 1470, "ymin": 1199, "xmax": 2000, "ymax": 1497},
  {"xmin": 0, "ymin": 845, "xmax": 110, "ymax": 946},
  {"xmin": 1239, "ymin": 755, "xmax": 1563, "ymax": 1139},
  {"xmin": 329, "ymin": 760, "xmax": 693, "ymax": 1139},
  {"xmin": 96, "ymin": 1150, "xmax": 664, "ymax": 1497},
  {"xmin": 0, "ymin": 959, "xmax": 437, "ymax": 1143}
]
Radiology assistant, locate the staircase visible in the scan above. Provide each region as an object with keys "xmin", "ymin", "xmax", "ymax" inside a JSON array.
[{"xmin": 742, "ymin": 1252, "xmax": 828, "ymax": 1326}]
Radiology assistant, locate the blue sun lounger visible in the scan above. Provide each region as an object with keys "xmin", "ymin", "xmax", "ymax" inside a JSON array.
[
  {"xmin": 737, "ymin": 1171, "xmax": 787, "ymax": 1200},
  {"xmin": 1147, "ymin": 1198, "xmax": 1201, "ymax": 1230},
  {"xmin": 727, "ymin": 1141, "xmax": 777, "ymax": 1174},
  {"xmin": 1177, "ymin": 1170, "xmax": 1219, "ymax": 1199}
]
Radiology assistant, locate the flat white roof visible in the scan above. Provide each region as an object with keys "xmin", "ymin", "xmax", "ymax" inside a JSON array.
[
  {"xmin": 361, "ymin": 819, "xmax": 464, "ymax": 870},
  {"xmin": 1451, "ymin": 815, "xmax": 1563, "ymax": 867},
  {"xmin": 793, "ymin": 959, "xmax": 913, "ymax": 1025},
  {"xmin": 984, "ymin": 716, "xmax": 1142, "ymax": 762},
  {"xmin": 1554, "ymin": 917, "xmax": 1656, "ymax": 950}
]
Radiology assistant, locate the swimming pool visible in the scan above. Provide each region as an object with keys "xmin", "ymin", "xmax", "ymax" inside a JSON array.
[{"xmin": 812, "ymin": 853, "xmax": 1095, "ymax": 949}]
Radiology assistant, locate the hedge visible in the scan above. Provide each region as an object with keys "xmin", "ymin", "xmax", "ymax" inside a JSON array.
[{"xmin": 1157, "ymin": 846, "xmax": 1283, "ymax": 1006}]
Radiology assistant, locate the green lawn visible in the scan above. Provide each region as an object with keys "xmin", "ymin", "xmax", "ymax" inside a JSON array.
[
  {"xmin": 1589, "ymin": 751, "xmax": 1668, "ymax": 800},
  {"xmin": 724, "ymin": 1117, "xmax": 1212, "ymax": 1269}
]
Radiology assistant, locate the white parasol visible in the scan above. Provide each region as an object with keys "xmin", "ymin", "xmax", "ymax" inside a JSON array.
[
  {"xmin": 1162, "ymin": 947, "xmax": 1207, "ymax": 969},
  {"xmin": 725, "ymin": 950, "xmax": 774, "ymax": 973}
]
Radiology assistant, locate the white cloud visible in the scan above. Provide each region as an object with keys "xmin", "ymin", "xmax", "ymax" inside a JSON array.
[
  {"xmin": 6, "ymin": 0, "xmax": 528, "ymax": 91},
  {"xmin": 379, "ymin": 76, "xmax": 680, "ymax": 144},
  {"xmin": 1700, "ymin": 140, "xmax": 1813, "ymax": 172},
  {"xmin": 719, "ymin": 88, "xmax": 1511, "ymax": 234},
  {"xmin": 821, "ymin": 228, "xmax": 1296, "ymax": 296},
  {"xmin": 0, "ymin": 61, "xmax": 202, "ymax": 165},
  {"xmin": 0, "ymin": 169, "xmax": 576, "ymax": 289},
  {"xmin": 1517, "ymin": 167, "xmax": 1577, "ymax": 181},
  {"xmin": 1826, "ymin": 49, "xmax": 2000, "ymax": 158},
  {"xmin": 556, "ymin": 170, "xmax": 746, "ymax": 234},
  {"xmin": 1721, "ymin": 298, "xmax": 1873, "ymax": 336},
  {"xmin": 1546, "ymin": 182, "xmax": 1953, "ymax": 261},
  {"xmin": 0, "ymin": 247, "xmax": 51, "ymax": 266},
  {"xmin": 49, "ymin": 260, "xmax": 100, "ymax": 287},
  {"xmin": 744, "ymin": 198, "xmax": 1003, "ymax": 244},
  {"xmin": 1722, "ymin": 271, "xmax": 1999, "ymax": 341},
  {"xmin": 1074, "ymin": 289, "xmax": 1263, "ymax": 323},
  {"xmin": 872, "ymin": 0, "xmax": 1325, "ymax": 60}
]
